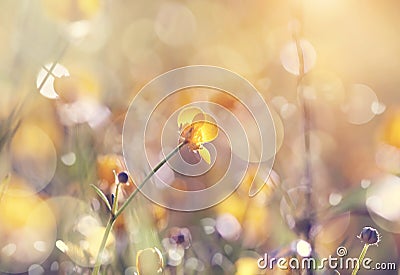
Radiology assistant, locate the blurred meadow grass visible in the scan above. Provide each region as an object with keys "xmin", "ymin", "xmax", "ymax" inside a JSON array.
[{"xmin": 0, "ymin": 0, "xmax": 400, "ymax": 274}]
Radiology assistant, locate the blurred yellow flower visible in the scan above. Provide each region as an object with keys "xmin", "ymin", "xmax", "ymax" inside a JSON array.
[
  {"xmin": 97, "ymin": 154, "xmax": 124, "ymax": 186},
  {"xmin": 215, "ymin": 193, "xmax": 248, "ymax": 222},
  {"xmin": 136, "ymin": 247, "xmax": 164, "ymax": 275},
  {"xmin": 235, "ymin": 257, "xmax": 264, "ymax": 275},
  {"xmin": 0, "ymin": 180, "xmax": 56, "ymax": 272},
  {"xmin": 0, "ymin": 181, "xmax": 53, "ymax": 231},
  {"xmin": 41, "ymin": 0, "xmax": 101, "ymax": 22},
  {"xmin": 178, "ymin": 107, "xmax": 218, "ymax": 164},
  {"xmin": 382, "ymin": 110, "xmax": 400, "ymax": 148},
  {"xmin": 152, "ymin": 205, "xmax": 168, "ymax": 230},
  {"xmin": 239, "ymin": 166, "xmax": 275, "ymax": 198}
]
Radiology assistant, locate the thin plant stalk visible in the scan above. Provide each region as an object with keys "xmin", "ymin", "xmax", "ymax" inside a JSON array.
[
  {"xmin": 92, "ymin": 216, "xmax": 115, "ymax": 275},
  {"xmin": 37, "ymin": 42, "xmax": 69, "ymax": 92},
  {"xmin": 92, "ymin": 142, "xmax": 186, "ymax": 275},
  {"xmin": 291, "ymin": 0, "xmax": 315, "ymax": 238},
  {"xmin": 351, "ymin": 244, "xmax": 369, "ymax": 275},
  {"xmin": 294, "ymin": 29, "xmax": 315, "ymax": 238},
  {"xmin": 115, "ymin": 141, "xmax": 185, "ymax": 219},
  {"xmin": 111, "ymin": 182, "xmax": 121, "ymax": 215},
  {"xmin": 291, "ymin": 4, "xmax": 315, "ymax": 275}
]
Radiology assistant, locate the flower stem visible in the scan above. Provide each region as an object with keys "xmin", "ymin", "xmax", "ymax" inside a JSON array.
[
  {"xmin": 291, "ymin": 4, "xmax": 315, "ymax": 275},
  {"xmin": 91, "ymin": 142, "xmax": 185, "ymax": 275},
  {"xmin": 92, "ymin": 216, "xmax": 115, "ymax": 275},
  {"xmin": 114, "ymin": 142, "xmax": 185, "ymax": 219},
  {"xmin": 352, "ymin": 244, "xmax": 369, "ymax": 275},
  {"xmin": 112, "ymin": 183, "xmax": 121, "ymax": 215}
]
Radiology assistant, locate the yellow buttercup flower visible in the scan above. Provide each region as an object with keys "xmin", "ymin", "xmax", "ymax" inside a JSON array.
[{"xmin": 178, "ymin": 107, "xmax": 218, "ymax": 164}]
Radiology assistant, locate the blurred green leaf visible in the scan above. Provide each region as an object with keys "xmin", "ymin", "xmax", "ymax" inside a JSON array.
[
  {"xmin": 0, "ymin": 109, "xmax": 21, "ymax": 153},
  {"xmin": 90, "ymin": 184, "xmax": 112, "ymax": 212}
]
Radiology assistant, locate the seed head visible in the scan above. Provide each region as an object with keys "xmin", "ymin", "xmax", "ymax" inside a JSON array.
[
  {"xmin": 117, "ymin": 171, "xmax": 129, "ymax": 184},
  {"xmin": 358, "ymin": 226, "xmax": 381, "ymax": 245}
]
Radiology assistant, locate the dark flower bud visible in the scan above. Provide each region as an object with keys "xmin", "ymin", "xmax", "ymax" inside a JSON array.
[
  {"xmin": 111, "ymin": 193, "xmax": 115, "ymax": 205},
  {"xmin": 358, "ymin": 226, "xmax": 380, "ymax": 245},
  {"xmin": 117, "ymin": 171, "xmax": 129, "ymax": 184},
  {"xmin": 168, "ymin": 227, "xmax": 192, "ymax": 249}
]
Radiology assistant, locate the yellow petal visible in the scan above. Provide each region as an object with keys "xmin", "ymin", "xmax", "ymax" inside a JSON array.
[
  {"xmin": 198, "ymin": 147, "xmax": 211, "ymax": 164},
  {"xmin": 184, "ymin": 121, "xmax": 218, "ymax": 146},
  {"xmin": 192, "ymin": 112, "xmax": 217, "ymax": 127},
  {"xmin": 199, "ymin": 121, "xmax": 219, "ymax": 142},
  {"xmin": 177, "ymin": 107, "xmax": 203, "ymax": 128},
  {"xmin": 192, "ymin": 112, "xmax": 208, "ymax": 124}
]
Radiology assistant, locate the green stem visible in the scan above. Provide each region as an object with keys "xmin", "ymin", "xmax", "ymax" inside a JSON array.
[
  {"xmin": 112, "ymin": 183, "xmax": 121, "ymax": 215},
  {"xmin": 114, "ymin": 142, "xmax": 185, "ymax": 220},
  {"xmin": 37, "ymin": 42, "xmax": 69, "ymax": 92},
  {"xmin": 352, "ymin": 244, "xmax": 370, "ymax": 275},
  {"xmin": 292, "ymin": 9, "xmax": 315, "ymax": 272},
  {"xmin": 91, "ymin": 142, "xmax": 185, "ymax": 275},
  {"xmin": 92, "ymin": 216, "xmax": 116, "ymax": 275}
]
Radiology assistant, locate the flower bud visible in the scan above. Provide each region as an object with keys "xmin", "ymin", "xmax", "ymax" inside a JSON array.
[
  {"xmin": 117, "ymin": 171, "xmax": 129, "ymax": 184},
  {"xmin": 168, "ymin": 227, "xmax": 192, "ymax": 249},
  {"xmin": 358, "ymin": 226, "xmax": 380, "ymax": 245}
]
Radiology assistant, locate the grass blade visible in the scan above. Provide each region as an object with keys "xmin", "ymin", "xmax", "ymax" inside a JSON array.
[{"xmin": 90, "ymin": 184, "xmax": 112, "ymax": 212}]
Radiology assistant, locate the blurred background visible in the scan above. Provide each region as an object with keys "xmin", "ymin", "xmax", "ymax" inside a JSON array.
[{"xmin": 0, "ymin": 0, "xmax": 400, "ymax": 274}]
